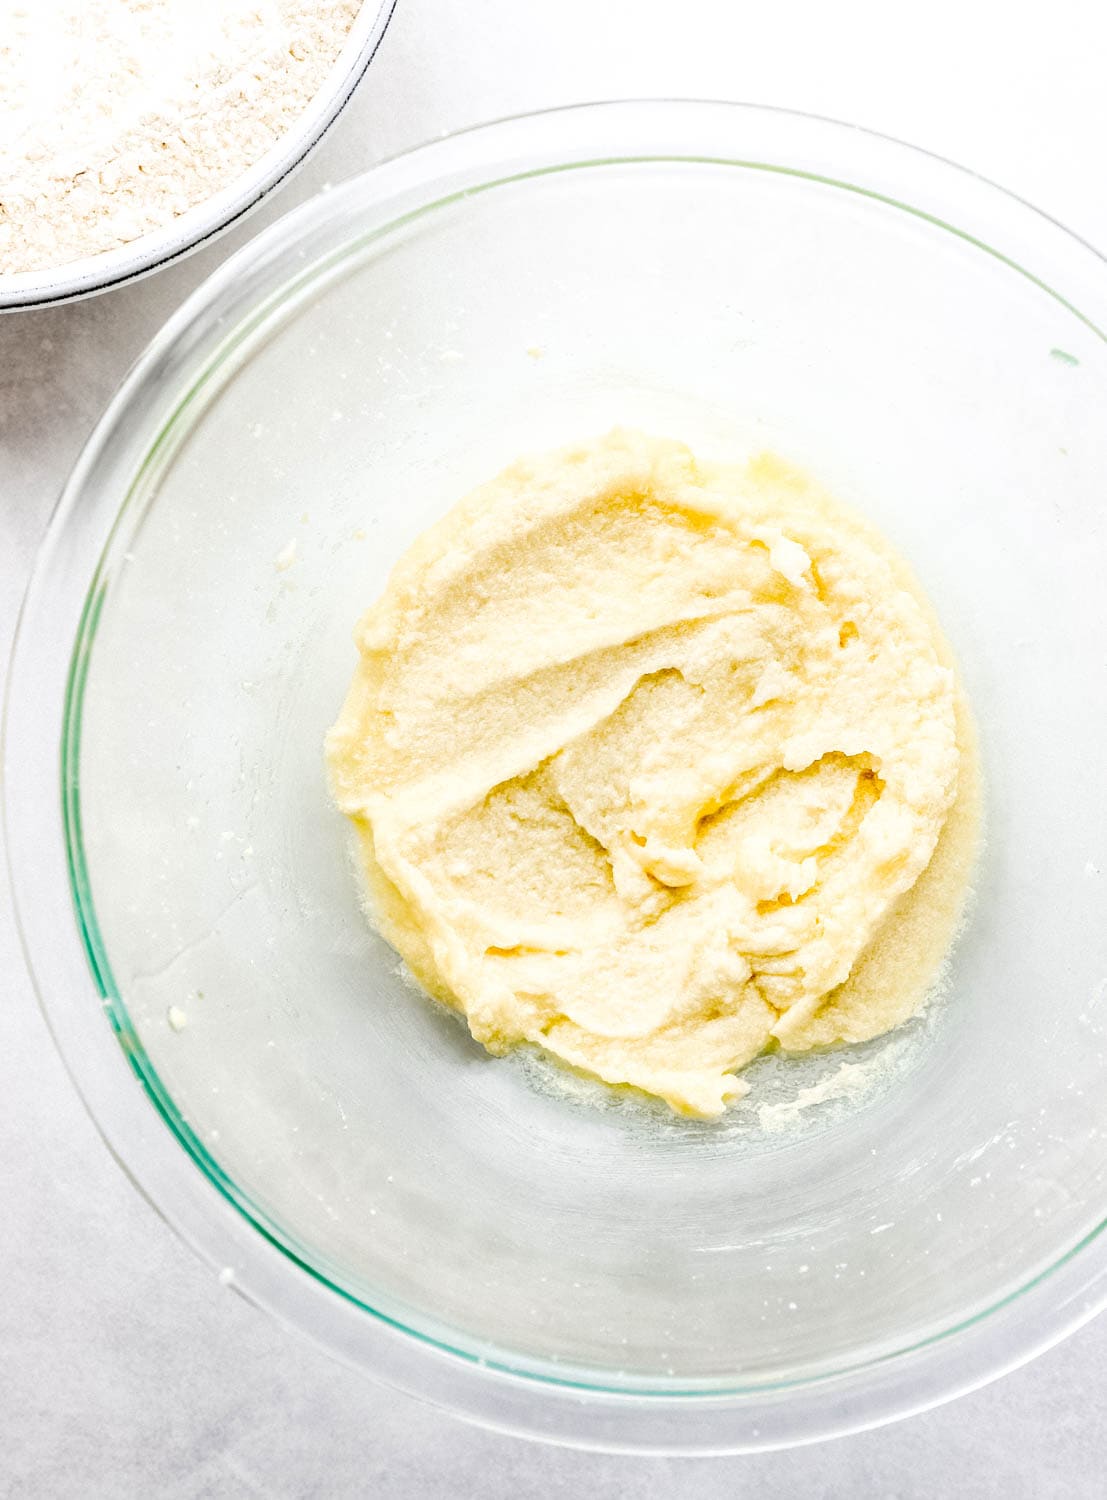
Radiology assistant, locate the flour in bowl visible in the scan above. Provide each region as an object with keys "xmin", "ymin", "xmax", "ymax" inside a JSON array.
[{"xmin": 0, "ymin": 0, "xmax": 362, "ymax": 276}]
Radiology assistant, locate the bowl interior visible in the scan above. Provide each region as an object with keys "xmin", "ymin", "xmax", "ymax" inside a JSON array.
[{"xmin": 67, "ymin": 138, "xmax": 1107, "ymax": 1389}]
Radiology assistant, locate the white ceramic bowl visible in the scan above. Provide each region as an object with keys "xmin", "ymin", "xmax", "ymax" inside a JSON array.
[{"xmin": 0, "ymin": 0, "xmax": 396, "ymax": 311}]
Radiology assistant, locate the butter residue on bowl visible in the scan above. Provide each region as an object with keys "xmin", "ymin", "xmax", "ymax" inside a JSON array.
[{"xmin": 326, "ymin": 431, "xmax": 978, "ymax": 1118}]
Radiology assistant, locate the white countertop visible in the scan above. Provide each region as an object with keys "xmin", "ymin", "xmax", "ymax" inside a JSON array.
[{"xmin": 4, "ymin": 1, "xmax": 1107, "ymax": 1493}]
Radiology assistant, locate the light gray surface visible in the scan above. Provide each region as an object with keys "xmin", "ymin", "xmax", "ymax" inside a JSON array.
[{"xmin": 3, "ymin": 1, "xmax": 1107, "ymax": 1494}]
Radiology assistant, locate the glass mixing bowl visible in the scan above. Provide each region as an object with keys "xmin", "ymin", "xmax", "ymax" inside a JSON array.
[{"xmin": 6, "ymin": 102, "xmax": 1107, "ymax": 1453}]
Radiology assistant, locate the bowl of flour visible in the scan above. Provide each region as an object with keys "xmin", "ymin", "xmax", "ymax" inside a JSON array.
[{"xmin": 0, "ymin": 0, "xmax": 396, "ymax": 309}]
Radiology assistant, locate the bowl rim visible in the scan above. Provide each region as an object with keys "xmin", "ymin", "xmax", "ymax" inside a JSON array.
[
  {"xmin": 0, "ymin": 0, "xmax": 397, "ymax": 311},
  {"xmin": 5, "ymin": 98, "xmax": 1107, "ymax": 1453}
]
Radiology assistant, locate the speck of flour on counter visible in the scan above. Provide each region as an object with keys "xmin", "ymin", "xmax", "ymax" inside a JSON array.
[{"xmin": 0, "ymin": 0, "xmax": 361, "ymax": 275}]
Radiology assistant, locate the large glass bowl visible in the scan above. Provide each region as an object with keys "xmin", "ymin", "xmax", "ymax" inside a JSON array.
[{"xmin": 6, "ymin": 102, "xmax": 1107, "ymax": 1453}]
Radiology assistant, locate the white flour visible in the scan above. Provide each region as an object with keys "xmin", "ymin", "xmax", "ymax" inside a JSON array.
[{"xmin": 0, "ymin": 0, "xmax": 362, "ymax": 276}]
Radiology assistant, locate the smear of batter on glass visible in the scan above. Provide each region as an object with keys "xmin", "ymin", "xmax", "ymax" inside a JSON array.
[{"xmin": 327, "ymin": 431, "xmax": 978, "ymax": 1118}]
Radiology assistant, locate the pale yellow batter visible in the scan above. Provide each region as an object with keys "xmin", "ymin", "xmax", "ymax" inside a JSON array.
[{"xmin": 327, "ymin": 431, "xmax": 977, "ymax": 1117}]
